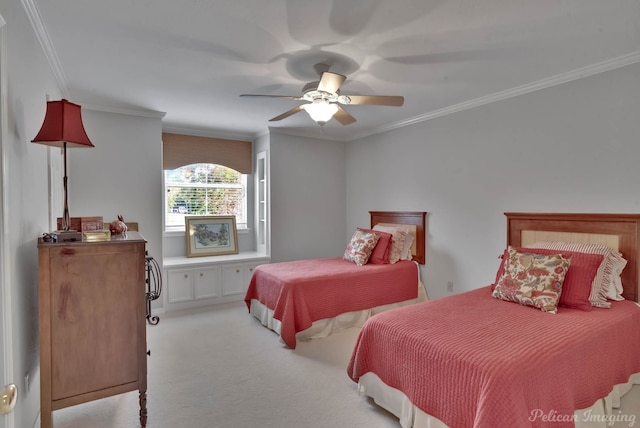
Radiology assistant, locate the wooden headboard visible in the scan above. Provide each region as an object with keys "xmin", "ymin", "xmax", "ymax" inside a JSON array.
[
  {"xmin": 505, "ymin": 213, "xmax": 640, "ymax": 302},
  {"xmin": 370, "ymin": 211, "xmax": 427, "ymax": 264}
]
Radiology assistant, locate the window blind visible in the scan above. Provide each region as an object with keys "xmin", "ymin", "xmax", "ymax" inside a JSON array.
[{"xmin": 162, "ymin": 132, "xmax": 252, "ymax": 173}]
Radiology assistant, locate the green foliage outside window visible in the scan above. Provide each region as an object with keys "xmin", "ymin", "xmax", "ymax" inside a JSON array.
[{"xmin": 165, "ymin": 164, "xmax": 246, "ymax": 228}]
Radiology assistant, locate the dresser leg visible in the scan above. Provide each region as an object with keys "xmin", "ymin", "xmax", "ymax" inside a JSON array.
[
  {"xmin": 139, "ymin": 391, "xmax": 147, "ymax": 427},
  {"xmin": 41, "ymin": 411, "xmax": 53, "ymax": 428}
]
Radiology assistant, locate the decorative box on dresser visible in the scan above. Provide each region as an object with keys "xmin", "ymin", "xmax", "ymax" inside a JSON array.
[
  {"xmin": 164, "ymin": 252, "xmax": 269, "ymax": 311},
  {"xmin": 38, "ymin": 232, "xmax": 148, "ymax": 428}
]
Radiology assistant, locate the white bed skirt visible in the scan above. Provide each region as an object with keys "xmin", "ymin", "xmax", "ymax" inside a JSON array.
[
  {"xmin": 357, "ymin": 371, "xmax": 640, "ymax": 428},
  {"xmin": 249, "ymin": 277, "xmax": 428, "ymax": 345}
]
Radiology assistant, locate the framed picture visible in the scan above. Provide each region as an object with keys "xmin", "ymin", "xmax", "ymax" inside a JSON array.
[{"xmin": 185, "ymin": 216, "xmax": 239, "ymax": 257}]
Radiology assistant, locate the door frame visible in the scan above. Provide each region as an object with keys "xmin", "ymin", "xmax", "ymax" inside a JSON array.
[{"xmin": 0, "ymin": 12, "xmax": 15, "ymax": 428}]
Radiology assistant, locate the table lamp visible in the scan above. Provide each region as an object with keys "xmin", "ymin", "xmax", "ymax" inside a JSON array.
[{"xmin": 32, "ymin": 99, "xmax": 94, "ymax": 241}]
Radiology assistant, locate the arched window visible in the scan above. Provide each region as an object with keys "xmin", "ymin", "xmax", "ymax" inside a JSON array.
[{"xmin": 164, "ymin": 163, "xmax": 247, "ymax": 230}]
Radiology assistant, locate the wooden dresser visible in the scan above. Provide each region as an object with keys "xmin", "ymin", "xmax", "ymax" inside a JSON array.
[{"xmin": 38, "ymin": 232, "xmax": 148, "ymax": 428}]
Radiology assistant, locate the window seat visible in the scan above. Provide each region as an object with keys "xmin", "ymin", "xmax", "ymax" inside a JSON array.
[{"xmin": 163, "ymin": 252, "xmax": 270, "ymax": 311}]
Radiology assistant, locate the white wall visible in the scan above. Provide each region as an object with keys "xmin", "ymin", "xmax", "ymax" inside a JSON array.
[
  {"xmin": 0, "ymin": 2, "xmax": 63, "ymax": 426},
  {"xmin": 68, "ymin": 109, "xmax": 163, "ymax": 271},
  {"xmin": 269, "ymin": 132, "xmax": 346, "ymax": 262},
  {"xmin": 346, "ymin": 62, "xmax": 640, "ymax": 300}
]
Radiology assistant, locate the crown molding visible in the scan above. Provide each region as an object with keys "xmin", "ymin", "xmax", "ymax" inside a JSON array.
[
  {"xmin": 346, "ymin": 51, "xmax": 640, "ymax": 142},
  {"xmin": 83, "ymin": 103, "xmax": 166, "ymax": 119},
  {"xmin": 22, "ymin": 0, "xmax": 165, "ymax": 121},
  {"xmin": 21, "ymin": 0, "xmax": 69, "ymax": 97},
  {"xmin": 268, "ymin": 127, "xmax": 345, "ymax": 142},
  {"xmin": 162, "ymin": 125, "xmax": 254, "ymax": 142},
  {"xmin": 22, "ymin": 0, "xmax": 640, "ymax": 145},
  {"xmin": 252, "ymin": 127, "xmax": 270, "ymax": 140}
]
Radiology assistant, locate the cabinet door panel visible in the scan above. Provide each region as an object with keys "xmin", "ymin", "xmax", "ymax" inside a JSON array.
[
  {"xmin": 48, "ymin": 245, "xmax": 140, "ymax": 400},
  {"xmin": 167, "ymin": 269, "xmax": 194, "ymax": 303},
  {"xmin": 244, "ymin": 262, "xmax": 263, "ymax": 282},
  {"xmin": 194, "ymin": 267, "xmax": 220, "ymax": 299},
  {"xmin": 221, "ymin": 264, "xmax": 246, "ymax": 296}
]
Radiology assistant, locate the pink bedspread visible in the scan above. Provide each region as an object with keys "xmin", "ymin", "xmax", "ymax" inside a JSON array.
[
  {"xmin": 244, "ymin": 258, "xmax": 418, "ymax": 348},
  {"xmin": 348, "ymin": 286, "xmax": 640, "ymax": 428}
]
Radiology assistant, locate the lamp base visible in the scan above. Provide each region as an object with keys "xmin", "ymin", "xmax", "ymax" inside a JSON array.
[{"xmin": 52, "ymin": 230, "xmax": 83, "ymax": 242}]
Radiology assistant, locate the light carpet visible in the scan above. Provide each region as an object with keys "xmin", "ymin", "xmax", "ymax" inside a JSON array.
[{"xmin": 53, "ymin": 301, "xmax": 640, "ymax": 428}]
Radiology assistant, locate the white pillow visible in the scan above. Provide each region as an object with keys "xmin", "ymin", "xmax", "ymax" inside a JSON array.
[
  {"xmin": 607, "ymin": 271, "xmax": 625, "ymax": 301},
  {"xmin": 372, "ymin": 225, "xmax": 407, "ymax": 264},
  {"xmin": 400, "ymin": 234, "xmax": 414, "ymax": 260}
]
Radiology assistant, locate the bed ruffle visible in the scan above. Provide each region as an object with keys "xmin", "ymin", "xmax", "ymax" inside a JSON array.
[
  {"xmin": 357, "ymin": 372, "xmax": 640, "ymax": 428},
  {"xmin": 249, "ymin": 280, "xmax": 428, "ymax": 346}
]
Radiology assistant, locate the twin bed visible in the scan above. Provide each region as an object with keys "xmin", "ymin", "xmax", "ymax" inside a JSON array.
[
  {"xmin": 244, "ymin": 211, "xmax": 640, "ymax": 427},
  {"xmin": 244, "ymin": 211, "xmax": 427, "ymax": 348},
  {"xmin": 348, "ymin": 213, "xmax": 640, "ymax": 428}
]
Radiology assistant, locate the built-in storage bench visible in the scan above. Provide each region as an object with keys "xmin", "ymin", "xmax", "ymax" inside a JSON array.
[{"xmin": 163, "ymin": 252, "xmax": 270, "ymax": 311}]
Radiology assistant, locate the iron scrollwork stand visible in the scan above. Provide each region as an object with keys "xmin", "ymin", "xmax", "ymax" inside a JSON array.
[{"xmin": 145, "ymin": 253, "xmax": 162, "ymax": 325}]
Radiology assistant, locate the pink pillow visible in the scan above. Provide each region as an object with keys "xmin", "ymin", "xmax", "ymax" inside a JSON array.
[
  {"xmin": 525, "ymin": 241, "xmax": 627, "ymax": 307},
  {"xmin": 372, "ymin": 225, "xmax": 407, "ymax": 264},
  {"xmin": 493, "ymin": 247, "xmax": 603, "ymax": 311},
  {"xmin": 358, "ymin": 228, "xmax": 392, "ymax": 264}
]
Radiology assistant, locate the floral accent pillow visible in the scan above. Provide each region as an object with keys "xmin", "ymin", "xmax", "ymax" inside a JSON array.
[
  {"xmin": 492, "ymin": 247, "xmax": 602, "ymax": 311},
  {"xmin": 344, "ymin": 230, "xmax": 380, "ymax": 266},
  {"xmin": 492, "ymin": 246, "xmax": 571, "ymax": 314}
]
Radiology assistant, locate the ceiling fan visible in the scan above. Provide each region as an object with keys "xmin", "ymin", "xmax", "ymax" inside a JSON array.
[{"xmin": 240, "ymin": 68, "xmax": 404, "ymax": 126}]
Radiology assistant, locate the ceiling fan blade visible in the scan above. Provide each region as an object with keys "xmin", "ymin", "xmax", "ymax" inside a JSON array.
[
  {"xmin": 317, "ymin": 72, "xmax": 346, "ymax": 94},
  {"xmin": 240, "ymin": 94, "xmax": 302, "ymax": 100},
  {"xmin": 269, "ymin": 106, "xmax": 305, "ymax": 122},
  {"xmin": 333, "ymin": 106, "xmax": 356, "ymax": 126},
  {"xmin": 344, "ymin": 95, "xmax": 404, "ymax": 106}
]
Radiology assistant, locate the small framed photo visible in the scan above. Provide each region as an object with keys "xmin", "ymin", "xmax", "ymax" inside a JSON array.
[{"xmin": 185, "ymin": 216, "xmax": 239, "ymax": 257}]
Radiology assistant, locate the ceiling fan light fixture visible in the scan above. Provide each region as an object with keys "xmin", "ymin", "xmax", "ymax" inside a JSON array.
[
  {"xmin": 241, "ymin": 69, "xmax": 402, "ymax": 126},
  {"xmin": 301, "ymin": 99, "xmax": 339, "ymax": 125}
]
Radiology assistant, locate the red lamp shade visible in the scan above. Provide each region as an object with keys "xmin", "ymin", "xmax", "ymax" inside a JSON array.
[{"xmin": 31, "ymin": 99, "xmax": 94, "ymax": 148}]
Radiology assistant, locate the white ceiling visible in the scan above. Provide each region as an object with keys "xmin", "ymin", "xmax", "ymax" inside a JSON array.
[{"xmin": 29, "ymin": 0, "xmax": 640, "ymax": 141}]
